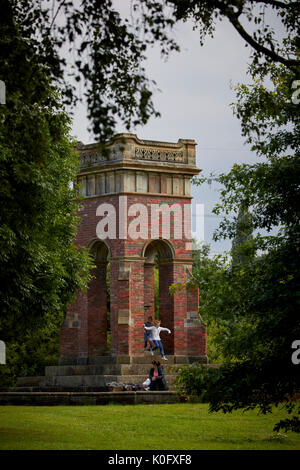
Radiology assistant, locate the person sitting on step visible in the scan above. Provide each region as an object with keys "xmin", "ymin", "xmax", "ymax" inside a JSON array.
[{"xmin": 148, "ymin": 360, "xmax": 169, "ymax": 391}]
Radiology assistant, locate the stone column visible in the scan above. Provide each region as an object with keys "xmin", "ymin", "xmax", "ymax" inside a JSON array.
[
  {"xmin": 187, "ymin": 285, "xmax": 199, "ymax": 312},
  {"xmin": 185, "ymin": 316, "xmax": 207, "ymax": 357},
  {"xmin": 185, "ymin": 266, "xmax": 207, "ymax": 358},
  {"xmin": 109, "ymin": 258, "xmax": 145, "ymax": 356},
  {"xmin": 60, "ymin": 290, "xmax": 88, "ymax": 364},
  {"xmin": 87, "ymin": 262, "xmax": 108, "ymax": 356},
  {"xmin": 158, "ymin": 262, "xmax": 174, "ymax": 354},
  {"xmin": 171, "ymin": 262, "xmax": 188, "ymax": 355},
  {"xmin": 129, "ymin": 261, "xmax": 145, "ymax": 355},
  {"xmin": 144, "ymin": 262, "xmax": 155, "ymax": 321},
  {"xmin": 109, "ymin": 260, "xmax": 120, "ymax": 355},
  {"xmin": 157, "ymin": 261, "xmax": 206, "ymax": 357},
  {"xmin": 109, "ymin": 259, "xmax": 131, "ymax": 355}
]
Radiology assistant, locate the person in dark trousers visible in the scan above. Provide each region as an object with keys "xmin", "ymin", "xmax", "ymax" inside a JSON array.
[
  {"xmin": 144, "ymin": 319, "xmax": 171, "ymax": 360},
  {"xmin": 148, "ymin": 360, "xmax": 169, "ymax": 391},
  {"xmin": 144, "ymin": 315, "xmax": 154, "ymax": 351}
]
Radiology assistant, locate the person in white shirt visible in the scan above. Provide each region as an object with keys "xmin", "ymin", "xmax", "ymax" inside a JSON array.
[{"xmin": 144, "ymin": 320, "xmax": 171, "ymax": 361}]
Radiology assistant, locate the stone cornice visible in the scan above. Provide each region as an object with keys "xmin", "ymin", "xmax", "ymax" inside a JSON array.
[
  {"xmin": 78, "ymin": 160, "xmax": 200, "ymax": 177},
  {"xmin": 158, "ymin": 258, "xmax": 194, "ymax": 265},
  {"xmin": 79, "ymin": 192, "xmax": 193, "ymax": 200},
  {"xmin": 77, "ymin": 134, "xmax": 200, "ymax": 199},
  {"xmin": 109, "ymin": 256, "xmax": 193, "ymax": 264},
  {"xmin": 77, "ymin": 133, "xmax": 200, "ymax": 173},
  {"xmin": 110, "ymin": 256, "xmax": 146, "ymax": 263},
  {"xmin": 77, "ymin": 133, "xmax": 196, "ymax": 151}
]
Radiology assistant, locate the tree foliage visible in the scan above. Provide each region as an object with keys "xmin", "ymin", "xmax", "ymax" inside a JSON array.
[
  {"xmin": 190, "ymin": 242, "xmax": 229, "ymax": 363},
  {"xmin": 184, "ymin": 61, "xmax": 300, "ymax": 432},
  {"xmin": 2, "ymin": 0, "xmax": 175, "ymax": 142},
  {"xmin": 0, "ymin": 0, "xmax": 177, "ymax": 384},
  {"xmin": 231, "ymin": 205, "xmax": 254, "ymax": 265},
  {"xmin": 0, "ymin": 2, "xmax": 93, "ymax": 384},
  {"xmin": 134, "ymin": 0, "xmax": 300, "ymax": 70},
  {"xmin": 0, "ymin": 312, "xmax": 63, "ymax": 388},
  {"xmin": 142, "ymin": 0, "xmax": 300, "ymax": 433}
]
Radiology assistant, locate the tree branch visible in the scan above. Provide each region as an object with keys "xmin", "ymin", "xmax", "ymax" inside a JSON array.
[
  {"xmin": 248, "ymin": 0, "xmax": 299, "ymax": 9},
  {"xmin": 224, "ymin": 6, "xmax": 299, "ymax": 68},
  {"xmin": 50, "ymin": 0, "xmax": 67, "ymax": 30}
]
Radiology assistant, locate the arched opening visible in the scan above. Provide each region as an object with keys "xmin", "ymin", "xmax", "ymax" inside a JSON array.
[
  {"xmin": 142, "ymin": 239, "xmax": 175, "ymax": 261},
  {"xmin": 89, "ymin": 239, "xmax": 111, "ymax": 354},
  {"xmin": 143, "ymin": 239, "xmax": 175, "ymax": 354}
]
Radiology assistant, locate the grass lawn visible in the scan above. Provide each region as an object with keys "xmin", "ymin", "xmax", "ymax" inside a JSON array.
[{"xmin": 0, "ymin": 403, "xmax": 299, "ymax": 450}]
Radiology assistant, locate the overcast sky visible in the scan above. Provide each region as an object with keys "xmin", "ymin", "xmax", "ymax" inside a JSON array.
[{"xmin": 70, "ymin": 1, "xmax": 277, "ymax": 255}]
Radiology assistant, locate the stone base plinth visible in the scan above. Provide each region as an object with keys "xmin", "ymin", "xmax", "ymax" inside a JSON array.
[
  {"xmin": 0, "ymin": 391, "xmax": 180, "ymax": 406},
  {"xmin": 58, "ymin": 354, "xmax": 208, "ymax": 366},
  {"xmin": 9, "ymin": 355, "xmax": 210, "ymax": 396}
]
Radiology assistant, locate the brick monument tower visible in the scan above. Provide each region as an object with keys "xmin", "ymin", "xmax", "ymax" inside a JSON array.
[{"xmin": 59, "ymin": 133, "xmax": 207, "ymax": 365}]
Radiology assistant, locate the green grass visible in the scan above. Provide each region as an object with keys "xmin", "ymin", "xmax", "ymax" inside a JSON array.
[{"xmin": 0, "ymin": 404, "xmax": 299, "ymax": 450}]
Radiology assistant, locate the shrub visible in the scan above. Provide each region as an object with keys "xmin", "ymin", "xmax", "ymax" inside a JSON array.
[{"xmin": 174, "ymin": 364, "xmax": 221, "ymax": 402}]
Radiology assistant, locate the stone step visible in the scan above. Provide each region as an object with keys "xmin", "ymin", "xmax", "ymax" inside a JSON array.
[
  {"xmin": 45, "ymin": 363, "xmax": 182, "ymax": 377},
  {"xmin": 14, "ymin": 355, "xmax": 218, "ymax": 395},
  {"xmin": 2, "ymin": 383, "xmax": 177, "ymax": 392},
  {"xmin": 43, "ymin": 374, "xmax": 177, "ymax": 389},
  {"xmin": 0, "ymin": 391, "xmax": 180, "ymax": 406},
  {"xmin": 1, "ymin": 385, "xmax": 175, "ymax": 392},
  {"xmin": 60, "ymin": 354, "xmax": 207, "ymax": 366},
  {"xmin": 15, "ymin": 376, "xmax": 45, "ymax": 387}
]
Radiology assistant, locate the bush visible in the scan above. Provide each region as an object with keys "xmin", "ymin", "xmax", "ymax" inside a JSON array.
[
  {"xmin": 0, "ymin": 311, "xmax": 62, "ymax": 387},
  {"xmin": 174, "ymin": 364, "xmax": 221, "ymax": 402}
]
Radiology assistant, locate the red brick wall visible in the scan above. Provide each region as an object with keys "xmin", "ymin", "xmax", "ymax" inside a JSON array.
[
  {"xmin": 59, "ymin": 193, "xmax": 207, "ymax": 360},
  {"xmin": 186, "ymin": 325, "xmax": 207, "ymax": 356},
  {"xmin": 60, "ymin": 290, "xmax": 88, "ymax": 360},
  {"xmin": 144, "ymin": 264, "xmax": 155, "ymax": 321},
  {"xmin": 187, "ymin": 286, "xmax": 199, "ymax": 312},
  {"xmin": 129, "ymin": 261, "xmax": 145, "ymax": 355},
  {"xmin": 74, "ymin": 194, "xmax": 193, "ymax": 258},
  {"xmin": 88, "ymin": 264, "xmax": 107, "ymax": 356},
  {"xmin": 172, "ymin": 263, "xmax": 188, "ymax": 355},
  {"xmin": 158, "ymin": 263, "xmax": 174, "ymax": 354},
  {"xmin": 109, "ymin": 260, "xmax": 119, "ymax": 355}
]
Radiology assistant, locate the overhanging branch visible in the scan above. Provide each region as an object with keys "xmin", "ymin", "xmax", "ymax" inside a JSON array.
[
  {"xmin": 223, "ymin": 5, "xmax": 299, "ymax": 68},
  {"xmin": 248, "ymin": 0, "xmax": 299, "ymax": 9}
]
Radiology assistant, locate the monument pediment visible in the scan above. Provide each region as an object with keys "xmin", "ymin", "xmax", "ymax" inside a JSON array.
[{"xmin": 76, "ymin": 134, "xmax": 200, "ymax": 198}]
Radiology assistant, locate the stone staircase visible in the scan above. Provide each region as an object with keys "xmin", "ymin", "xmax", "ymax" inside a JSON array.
[
  {"xmin": 0, "ymin": 354, "xmax": 215, "ymax": 405},
  {"xmin": 13, "ymin": 354, "xmax": 207, "ymax": 392}
]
